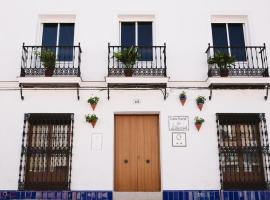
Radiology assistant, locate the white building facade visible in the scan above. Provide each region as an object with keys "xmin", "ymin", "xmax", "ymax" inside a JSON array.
[{"xmin": 1, "ymin": 0, "xmax": 270, "ymax": 199}]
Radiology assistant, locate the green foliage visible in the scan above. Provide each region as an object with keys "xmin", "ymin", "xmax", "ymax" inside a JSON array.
[
  {"xmin": 88, "ymin": 96, "xmax": 99, "ymax": 104},
  {"xmin": 36, "ymin": 49, "xmax": 56, "ymax": 69},
  {"xmin": 113, "ymin": 46, "xmax": 139, "ymax": 68},
  {"xmin": 207, "ymin": 51, "xmax": 235, "ymax": 69},
  {"xmin": 196, "ymin": 96, "xmax": 206, "ymax": 104},
  {"xmin": 195, "ymin": 116, "xmax": 205, "ymax": 124},
  {"xmin": 85, "ymin": 114, "xmax": 98, "ymax": 122},
  {"xmin": 179, "ymin": 91, "xmax": 186, "ymax": 99}
]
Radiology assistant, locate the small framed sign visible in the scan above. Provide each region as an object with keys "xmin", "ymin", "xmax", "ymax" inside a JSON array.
[
  {"xmin": 168, "ymin": 116, "xmax": 189, "ymax": 131},
  {"xmin": 172, "ymin": 132, "xmax": 186, "ymax": 147}
]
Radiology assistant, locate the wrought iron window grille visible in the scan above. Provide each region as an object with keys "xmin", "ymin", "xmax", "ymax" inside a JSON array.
[
  {"xmin": 216, "ymin": 113, "xmax": 270, "ymax": 190},
  {"xmin": 18, "ymin": 113, "xmax": 74, "ymax": 191}
]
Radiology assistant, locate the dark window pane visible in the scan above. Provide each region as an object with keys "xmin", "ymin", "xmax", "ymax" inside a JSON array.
[
  {"xmin": 58, "ymin": 23, "xmax": 75, "ymax": 61},
  {"xmin": 228, "ymin": 23, "xmax": 246, "ymax": 61},
  {"xmin": 42, "ymin": 23, "xmax": 57, "ymax": 54},
  {"xmin": 211, "ymin": 23, "xmax": 229, "ymax": 54},
  {"xmin": 138, "ymin": 22, "xmax": 153, "ymax": 61},
  {"xmin": 121, "ymin": 22, "xmax": 135, "ymax": 47}
]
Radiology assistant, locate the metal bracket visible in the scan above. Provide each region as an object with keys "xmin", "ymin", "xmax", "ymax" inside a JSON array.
[
  {"xmin": 160, "ymin": 87, "xmax": 167, "ymax": 100},
  {"xmin": 19, "ymin": 84, "xmax": 24, "ymax": 100},
  {"xmin": 209, "ymin": 84, "xmax": 213, "ymax": 100},
  {"xmin": 77, "ymin": 86, "xmax": 80, "ymax": 100},
  {"xmin": 265, "ymin": 84, "xmax": 269, "ymax": 100},
  {"xmin": 107, "ymin": 86, "xmax": 110, "ymax": 100}
]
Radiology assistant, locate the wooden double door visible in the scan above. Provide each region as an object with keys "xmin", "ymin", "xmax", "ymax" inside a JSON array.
[{"xmin": 114, "ymin": 115, "xmax": 161, "ymax": 191}]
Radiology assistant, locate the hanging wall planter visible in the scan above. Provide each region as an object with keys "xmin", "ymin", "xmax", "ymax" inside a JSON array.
[
  {"xmin": 86, "ymin": 114, "xmax": 98, "ymax": 128},
  {"xmin": 194, "ymin": 116, "xmax": 205, "ymax": 131},
  {"xmin": 87, "ymin": 96, "xmax": 99, "ymax": 111},
  {"xmin": 196, "ymin": 96, "xmax": 206, "ymax": 111},
  {"xmin": 179, "ymin": 91, "xmax": 187, "ymax": 106}
]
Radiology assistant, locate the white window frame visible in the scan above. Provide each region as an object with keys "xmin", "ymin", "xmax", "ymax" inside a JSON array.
[
  {"xmin": 37, "ymin": 14, "xmax": 76, "ymax": 46},
  {"xmin": 118, "ymin": 15, "xmax": 155, "ymax": 46},
  {"xmin": 211, "ymin": 15, "xmax": 249, "ymax": 47}
]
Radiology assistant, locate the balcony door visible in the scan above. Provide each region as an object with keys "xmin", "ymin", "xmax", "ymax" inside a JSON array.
[
  {"xmin": 114, "ymin": 115, "xmax": 161, "ymax": 191},
  {"xmin": 211, "ymin": 23, "xmax": 246, "ymax": 61},
  {"xmin": 121, "ymin": 21, "xmax": 153, "ymax": 61},
  {"xmin": 42, "ymin": 23, "xmax": 75, "ymax": 61}
]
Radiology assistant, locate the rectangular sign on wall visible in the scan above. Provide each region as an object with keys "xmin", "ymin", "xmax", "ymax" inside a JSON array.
[
  {"xmin": 172, "ymin": 132, "xmax": 187, "ymax": 147},
  {"xmin": 168, "ymin": 116, "xmax": 189, "ymax": 131}
]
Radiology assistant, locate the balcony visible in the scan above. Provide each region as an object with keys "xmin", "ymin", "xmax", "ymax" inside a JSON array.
[
  {"xmin": 206, "ymin": 44, "xmax": 270, "ymax": 87},
  {"xmin": 20, "ymin": 44, "xmax": 81, "ymax": 77},
  {"xmin": 106, "ymin": 44, "xmax": 168, "ymax": 87},
  {"xmin": 17, "ymin": 44, "xmax": 82, "ymax": 100},
  {"xmin": 105, "ymin": 44, "xmax": 169, "ymax": 99}
]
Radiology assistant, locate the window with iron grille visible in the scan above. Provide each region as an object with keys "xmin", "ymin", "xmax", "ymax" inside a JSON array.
[
  {"xmin": 18, "ymin": 113, "xmax": 74, "ymax": 190},
  {"xmin": 216, "ymin": 113, "xmax": 270, "ymax": 190}
]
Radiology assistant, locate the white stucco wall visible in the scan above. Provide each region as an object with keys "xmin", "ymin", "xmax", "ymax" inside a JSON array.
[
  {"xmin": 0, "ymin": 88, "xmax": 270, "ymax": 190},
  {"xmin": 0, "ymin": 0, "xmax": 270, "ymax": 191}
]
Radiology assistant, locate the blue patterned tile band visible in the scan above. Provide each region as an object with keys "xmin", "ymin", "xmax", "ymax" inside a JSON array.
[
  {"xmin": 163, "ymin": 190, "xmax": 270, "ymax": 200},
  {"xmin": 0, "ymin": 191, "xmax": 112, "ymax": 200}
]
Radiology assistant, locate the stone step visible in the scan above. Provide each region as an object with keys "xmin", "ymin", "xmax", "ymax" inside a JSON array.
[{"xmin": 113, "ymin": 192, "xmax": 162, "ymax": 200}]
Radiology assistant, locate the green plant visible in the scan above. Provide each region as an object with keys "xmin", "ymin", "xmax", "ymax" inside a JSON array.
[
  {"xmin": 113, "ymin": 46, "xmax": 139, "ymax": 69},
  {"xmin": 196, "ymin": 96, "xmax": 206, "ymax": 104},
  {"xmin": 36, "ymin": 49, "xmax": 56, "ymax": 69},
  {"xmin": 207, "ymin": 51, "xmax": 235, "ymax": 69},
  {"xmin": 88, "ymin": 96, "xmax": 99, "ymax": 105},
  {"xmin": 179, "ymin": 91, "xmax": 186, "ymax": 99},
  {"xmin": 195, "ymin": 116, "xmax": 205, "ymax": 124},
  {"xmin": 85, "ymin": 114, "xmax": 98, "ymax": 122}
]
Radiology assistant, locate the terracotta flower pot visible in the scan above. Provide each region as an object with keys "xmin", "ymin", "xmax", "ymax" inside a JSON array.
[
  {"xmin": 45, "ymin": 68, "xmax": 54, "ymax": 77},
  {"xmin": 197, "ymin": 103, "xmax": 204, "ymax": 111},
  {"xmin": 195, "ymin": 123, "xmax": 202, "ymax": 131},
  {"xmin": 90, "ymin": 120, "xmax": 97, "ymax": 128},
  {"xmin": 180, "ymin": 98, "xmax": 186, "ymax": 106},
  {"xmin": 124, "ymin": 68, "xmax": 133, "ymax": 77},
  {"xmin": 220, "ymin": 68, "xmax": 229, "ymax": 77},
  {"xmin": 90, "ymin": 103, "xmax": 97, "ymax": 110}
]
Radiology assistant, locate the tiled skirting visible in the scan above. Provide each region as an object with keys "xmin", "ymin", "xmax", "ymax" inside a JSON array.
[
  {"xmin": 0, "ymin": 191, "xmax": 112, "ymax": 200},
  {"xmin": 1, "ymin": 190, "xmax": 270, "ymax": 200},
  {"xmin": 163, "ymin": 190, "xmax": 270, "ymax": 200}
]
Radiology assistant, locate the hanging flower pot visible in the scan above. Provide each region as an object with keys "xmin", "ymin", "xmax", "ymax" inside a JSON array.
[
  {"xmin": 194, "ymin": 116, "xmax": 204, "ymax": 131},
  {"xmin": 87, "ymin": 96, "xmax": 99, "ymax": 111},
  {"xmin": 195, "ymin": 123, "xmax": 202, "ymax": 131},
  {"xmin": 196, "ymin": 96, "xmax": 206, "ymax": 111},
  {"xmin": 179, "ymin": 91, "xmax": 187, "ymax": 106},
  {"xmin": 86, "ymin": 114, "xmax": 98, "ymax": 128}
]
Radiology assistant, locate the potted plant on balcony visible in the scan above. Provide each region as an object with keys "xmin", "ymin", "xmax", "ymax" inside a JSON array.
[
  {"xmin": 86, "ymin": 114, "xmax": 98, "ymax": 128},
  {"xmin": 36, "ymin": 49, "xmax": 56, "ymax": 77},
  {"xmin": 194, "ymin": 116, "xmax": 205, "ymax": 131},
  {"xmin": 87, "ymin": 96, "xmax": 99, "ymax": 110},
  {"xmin": 113, "ymin": 46, "xmax": 139, "ymax": 77},
  {"xmin": 179, "ymin": 91, "xmax": 187, "ymax": 106},
  {"xmin": 207, "ymin": 51, "xmax": 235, "ymax": 77},
  {"xmin": 196, "ymin": 96, "xmax": 206, "ymax": 111}
]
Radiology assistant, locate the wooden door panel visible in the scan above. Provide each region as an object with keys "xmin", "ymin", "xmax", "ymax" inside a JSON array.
[
  {"xmin": 115, "ymin": 115, "xmax": 160, "ymax": 192},
  {"xmin": 115, "ymin": 116, "xmax": 137, "ymax": 191},
  {"xmin": 139, "ymin": 115, "xmax": 160, "ymax": 191}
]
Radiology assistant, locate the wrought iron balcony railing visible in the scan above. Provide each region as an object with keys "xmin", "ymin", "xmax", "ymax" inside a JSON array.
[
  {"xmin": 108, "ymin": 44, "xmax": 167, "ymax": 77},
  {"xmin": 206, "ymin": 44, "xmax": 269, "ymax": 77},
  {"xmin": 20, "ymin": 43, "xmax": 82, "ymax": 77}
]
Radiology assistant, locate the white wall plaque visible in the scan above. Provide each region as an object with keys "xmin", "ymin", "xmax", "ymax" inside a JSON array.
[
  {"xmin": 91, "ymin": 134, "xmax": 103, "ymax": 151},
  {"xmin": 172, "ymin": 132, "xmax": 186, "ymax": 147},
  {"xmin": 168, "ymin": 116, "xmax": 189, "ymax": 131}
]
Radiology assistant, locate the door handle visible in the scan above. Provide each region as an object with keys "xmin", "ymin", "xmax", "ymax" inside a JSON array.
[
  {"xmin": 124, "ymin": 159, "xmax": 128, "ymax": 164},
  {"xmin": 146, "ymin": 159, "xmax": 150, "ymax": 164}
]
